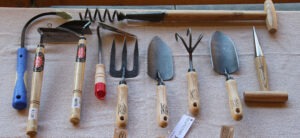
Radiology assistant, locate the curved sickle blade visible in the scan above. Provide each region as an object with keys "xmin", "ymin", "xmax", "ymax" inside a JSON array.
[{"xmin": 210, "ymin": 31, "xmax": 239, "ymax": 75}]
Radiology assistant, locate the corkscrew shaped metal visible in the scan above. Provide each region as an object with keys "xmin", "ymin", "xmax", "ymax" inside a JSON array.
[
  {"xmin": 79, "ymin": 8, "xmax": 121, "ymax": 22},
  {"xmin": 78, "ymin": 8, "xmax": 165, "ymax": 22}
]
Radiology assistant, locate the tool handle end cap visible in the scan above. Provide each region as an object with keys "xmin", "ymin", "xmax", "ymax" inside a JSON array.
[
  {"xmin": 95, "ymin": 83, "xmax": 106, "ymax": 100},
  {"xmin": 12, "ymin": 96, "xmax": 27, "ymax": 110}
]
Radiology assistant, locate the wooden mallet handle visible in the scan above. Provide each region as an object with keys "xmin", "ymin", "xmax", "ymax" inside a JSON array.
[
  {"xmin": 70, "ymin": 39, "xmax": 86, "ymax": 125},
  {"xmin": 26, "ymin": 45, "xmax": 45, "ymax": 137},
  {"xmin": 225, "ymin": 79, "xmax": 243, "ymax": 121},
  {"xmin": 156, "ymin": 85, "xmax": 168, "ymax": 128},
  {"xmin": 186, "ymin": 71, "xmax": 200, "ymax": 115},
  {"xmin": 116, "ymin": 84, "xmax": 128, "ymax": 128},
  {"xmin": 264, "ymin": 0, "xmax": 278, "ymax": 33},
  {"xmin": 94, "ymin": 64, "xmax": 106, "ymax": 100},
  {"xmin": 244, "ymin": 91, "xmax": 288, "ymax": 102}
]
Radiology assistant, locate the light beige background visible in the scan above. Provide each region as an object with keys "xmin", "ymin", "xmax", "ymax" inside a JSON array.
[{"xmin": 0, "ymin": 8, "xmax": 299, "ymax": 137}]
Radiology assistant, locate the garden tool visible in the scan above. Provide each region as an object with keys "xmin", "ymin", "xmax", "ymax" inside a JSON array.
[
  {"xmin": 13, "ymin": 11, "xmax": 72, "ymax": 110},
  {"xmin": 57, "ymin": 20, "xmax": 92, "ymax": 125},
  {"xmin": 148, "ymin": 36, "xmax": 174, "ymax": 128},
  {"xmin": 110, "ymin": 38, "xmax": 139, "ymax": 128},
  {"xmin": 210, "ymin": 31, "xmax": 243, "ymax": 121},
  {"xmin": 94, "ymin": 22, "xmax": 135, "ymax": 100},
  {"xmin": 243, "ymin": 27, "xmax": 288, "ymax": 103},
  {"xmin": 175, "ymin": 28, "xmax": 203, "ymax": 115},
  {"xmin": 26, "ymin": 27, "xmax": 79, "ymax": 137},
  {"xmin": 116, "ymin": 0, "xmax": 277, "ymax": 33}
]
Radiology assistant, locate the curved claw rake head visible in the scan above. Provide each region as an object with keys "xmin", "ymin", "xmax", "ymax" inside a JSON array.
[{"xmin": 175, "ymin": 28, "xmax": 203, "ymax": 71}]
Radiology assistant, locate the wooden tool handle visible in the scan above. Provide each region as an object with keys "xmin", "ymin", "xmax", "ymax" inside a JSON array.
[
  {"xmin": 186, "ymin": 71, "xmax": 200, "ymax": 115},
  {"xmin": 94, "ymin": 64, "xmax": 106, "ymax": 100},
  {"xmin": 220, "ymin": 126, "xmax": 234, "ymax": 138},
  {"xmin": 26, "ymin": 46, "xmax": 45, "ymax": 137},
  {"xmin": 156, "ymin": 85, "xmax": 168, "ymax": 128},
  {"xmin": 70, "ymin": 39, "xmax": 86, "ymax": 125},
  {"xmin": 244, "ymin": 91, "xmax": 288, "ymax": 102},
  {"xmin": 114, "ymin": 128, "xmax": 128, "ymax": 138},
  {"xmin": 255, "ymin": 56, "xmax": 269, "ymax": 91},
  {"xmin": 264, "ymin": 0, "xmax": 278, "ymax": 33},
  {"xmin": 225, "ymin": 79, "xmax": 243, "ymax": 121},
  {"xmin": 164, "ymin": 10, "xmax": 266, "ymax": 21},
  {"xmin": 116, "ymin": 84, "xmax": 128, "ymax": 128}
]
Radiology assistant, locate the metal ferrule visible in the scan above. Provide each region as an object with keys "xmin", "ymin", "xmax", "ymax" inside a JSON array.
[
  {"xmin": 79, "ymin": 36, "xmax": 86, "ymax": 40},
  {"xmin": 37, "ymin": 44, "xmax": 44, "ymax": 48},
  {"xmin": 118, "ymin": 12, "xmax": 166, "ymax": 22}
]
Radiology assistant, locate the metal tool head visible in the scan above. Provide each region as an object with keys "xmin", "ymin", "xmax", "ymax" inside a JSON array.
[
  {"xmin": 253, "ymin": 27, "xmax": 264, "ymax": 57},
  {"xmin": 110, "ymin": 38, "xmax": 139, "ymax": 79},
  {"xmin": 210, "ymin": 31, "xmax": 239, "ymax": 76},
  {"xmin": 57, "ymin": 20, "xmax": 92, "ymax": 35},
  {"xmin": 175, "ymin": 28, "xmax": 203, "ymax": 71},
  {"xmin": 98, "ymin": 22, "xmax": 136, "ymax": 38},
  {"xmin": 147, "ymin": 36, "xmax": 174, "ymax": 82},
  {"xmin": 38, "ymin": 28, "xmax": 79, "ymax": 43},
  {"xmin": 97, "ymin": 23, "xmax": 136, "ymax": 64}
]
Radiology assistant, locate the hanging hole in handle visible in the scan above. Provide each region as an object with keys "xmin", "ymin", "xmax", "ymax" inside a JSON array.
[
  {"xmin": 16, "ymin": 95, "xmax": 21, "ymax": 99},
  {"xmin": 235, "ymin": 108, "xmax": 240, "ymax": 113},
  {"xmin": 19, "ymin": 54, "xmax": 23, "ymax": 58},
  {"xmin": 193, "ymin": 102, "xmax": 197, "ymax": 107},
  {"xmin": 163, "ymin": 116, "xmax": 167, "ymax": 121},
  {"xmin": 120, "ymin": 116, "xmax": 124, "ymax": 121}
]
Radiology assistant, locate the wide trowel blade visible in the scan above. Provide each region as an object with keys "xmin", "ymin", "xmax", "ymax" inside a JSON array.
[
  {"xmin": 38, "ymin": 28, "xmax": 79, "ymax": 43},
  {"xmin": 147, "ymin": 36, "xmax": 174, "ymax": 81},
  {"xmin": 210, "ymin": 31, "xmax": 239, "ymax": 75}
]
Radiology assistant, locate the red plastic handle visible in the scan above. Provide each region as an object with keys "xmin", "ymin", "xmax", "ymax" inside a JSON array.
[{"xmin": 95, "ymin": 82, "xmax": 106, "ymax": 100}]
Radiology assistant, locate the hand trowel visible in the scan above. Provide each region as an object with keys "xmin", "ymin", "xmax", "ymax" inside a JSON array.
[
  {"xmin": 148, "ymin": 36, "xmax": 174, "ymax": 128},
  {"xmin": 210, "ymin": 31, "xmax": 243, "ymax": 121},
  {"xmin": 26, "ymin": 28, "xmax": 80, "ymax": 137}
]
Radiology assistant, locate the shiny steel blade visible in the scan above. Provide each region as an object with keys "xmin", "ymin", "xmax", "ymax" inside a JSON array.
[
  {"xmin": 210, "ymin": 31, "xmax": 239, "ymax": 75},
  {"xmin": 147, "ymin": 36, "xmax": 174, "ymax": 81},
  {"xmin": 253, "ymin": 27, "xmax": 264, "ymax": 57}
]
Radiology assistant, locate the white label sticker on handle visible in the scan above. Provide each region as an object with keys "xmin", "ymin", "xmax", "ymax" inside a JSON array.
[
  {"xmin": 169, "ymin": 114, "xmax": 195, "ymax": 138},
  {"xmin": 72, "ymin": 97, "xmax": 81, "ymax": 108},
  {"xmin": 28, "ymin": 108, "xmax": 38, "ymax": 120}
]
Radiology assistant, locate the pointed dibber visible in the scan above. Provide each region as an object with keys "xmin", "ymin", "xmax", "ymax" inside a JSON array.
[{"xmin": 243, "ymin": 27, "xmax": 288, "ymax": 103}]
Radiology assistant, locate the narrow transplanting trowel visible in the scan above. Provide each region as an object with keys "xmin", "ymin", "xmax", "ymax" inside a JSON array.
[
  {"xmin": 148, "ymin": 36, "xmax": 174, "ymax": 128},
  {"xmin": 210, "ymin": 31, "xmax": 243, "ymax": 121}
]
